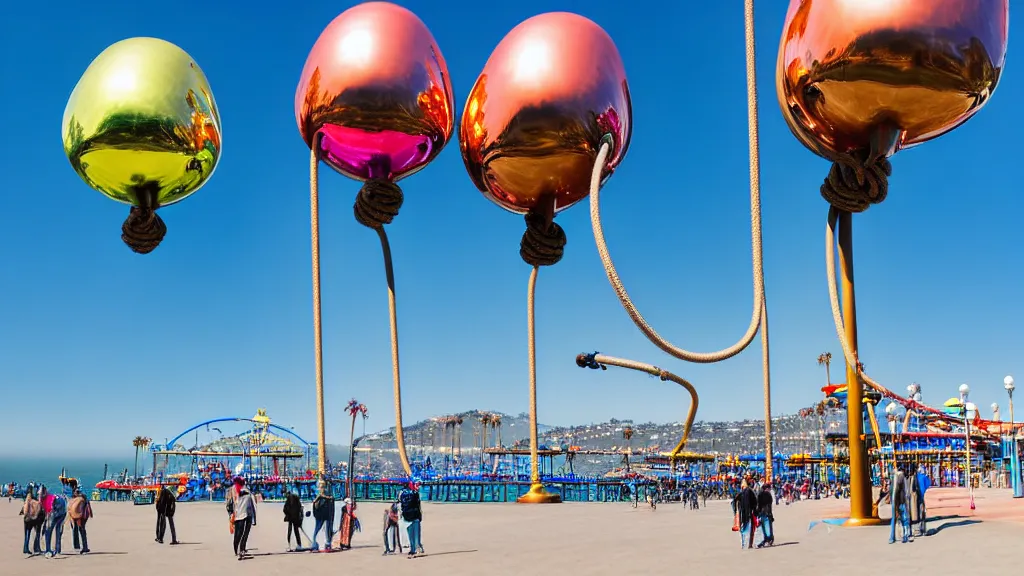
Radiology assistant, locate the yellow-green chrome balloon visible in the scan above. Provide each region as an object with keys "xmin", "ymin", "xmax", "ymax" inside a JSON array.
[{"xmin": 62, "ymin": 37, "xmax": 222, "ymax": 209}]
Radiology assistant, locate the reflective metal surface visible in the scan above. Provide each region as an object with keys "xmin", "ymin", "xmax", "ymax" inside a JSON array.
[
  {"xmin": 777, "ymin": 0, "xmax": 1008, "ymax": 159},
  {"xmin": 63, "ymin": 37, "xmax": 221, "ymax": 208},
  {"xmin": 295, "ymin": 2, "xmax": 454, "ymax": 182},
  {"xmin": 460, "ymin": 12, "xmax": 631, "ymax": 215}
]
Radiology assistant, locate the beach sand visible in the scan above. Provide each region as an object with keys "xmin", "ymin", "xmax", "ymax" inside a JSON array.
[{"xmin": 3, "ymin": 487, "xmax": 1020, "ymax": 575}]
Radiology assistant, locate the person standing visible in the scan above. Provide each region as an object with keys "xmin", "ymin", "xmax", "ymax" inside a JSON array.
[
  {"xmin": 399, "ymin": 483, "xmax": 423, "ymax": 557},
  {"xmin": 283, "ymin": 492, "xmax": 304, "ymax": 551},
  {"xmin": 310, "ymin": 486, "xmax": 335, "ymax": 551},
  {"xmin": 231, "ymin": 477, "xmax": 256, "ymax": 560},
  {"xmin": 914, "ymin": 465, "xmax": 931, "ymax": 537},
  {"xmin": 756, "ymin": 484, "xmax": 774, "ymax": 548},
  {"xmin": 382, "ymin": 501, "xmax": 402, "ymax": 555},
  {"xmin": 889, "ymin": 467, "xmax": 911, "ymax": 544},
  {"xmin": 737, "ymin": 479, "xmax": 757, "ymax": 550},
  {"xmin": 44, "ymin": 492, "xmax": 67, "ymax": 557},
  {"xmin": 21, "ymin": 488, "xmax": 43, "ymax": 555},
  {"xmin": 155, "ymin": 486, "xmax": 179, "ymax": 545},
  {"xmin": 68, "ymin": 489, "xmax": 92, "ymax": 554},
  {"xmin": 337, "ymin": 498, "xmax": 358, "ymax": 550}
]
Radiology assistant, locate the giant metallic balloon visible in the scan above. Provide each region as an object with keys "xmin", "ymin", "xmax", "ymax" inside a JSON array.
[
  {"xmin": 63, "ymin": 37, "xmax": 221, "ymax": 252},
  {"xmin": 460, "ymin": 12, "xmax": 631, "ymax": 215},
  {"xmin": 777, "ymin": 0, "xmax": 1008, "ymax": 160},
  {"xmin": 295, "ymin": 1, "xmax": 454, "ymax": 182}
]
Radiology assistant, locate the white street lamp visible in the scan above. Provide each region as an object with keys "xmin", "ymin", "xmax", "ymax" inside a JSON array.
[
  {"xmin": 1005, "ymin": 376, "xmax": 1016, "ymax": 439},
  {"xmin": 958, "ymin": 384, "xmax": 975, "ymax": 509},
  {"xmin": 992, "ymin": 403, "xmax": 1000, "ymax": 422}
]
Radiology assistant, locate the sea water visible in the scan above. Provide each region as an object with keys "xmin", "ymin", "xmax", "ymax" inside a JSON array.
[{"xmin": 0, "ymin": 456, "xmax": 134, "ymax": 494}]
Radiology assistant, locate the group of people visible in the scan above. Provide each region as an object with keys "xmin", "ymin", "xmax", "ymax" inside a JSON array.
[
  {"xmin": 733, "ymin": 478, "xmax": 775, "ymax": 550},
  {"xmin": 20, "ymin": 486, "xmax": 93, "ymax": 557},
  {"xmin": 877, "ymin": 465, "xmax": 931, "ymax": 544}
]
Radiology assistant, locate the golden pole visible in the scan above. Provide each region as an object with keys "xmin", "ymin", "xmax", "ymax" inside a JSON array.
[
  {"xmin": 309, "ymin": 138, "xmax": 328, "ymax": 483},
  {"xmin": 838, "ymin": 211, "xmax": 879, "ymax": 524}
]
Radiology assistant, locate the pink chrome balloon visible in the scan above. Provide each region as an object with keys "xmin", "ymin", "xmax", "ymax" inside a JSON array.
[
  {"xmin": 295, "ymin": 2, "xmax": 454, "ymax": 182},
  {"xmin": 460, "ymin": 12, "xmax": 631, "ymax": 215}
]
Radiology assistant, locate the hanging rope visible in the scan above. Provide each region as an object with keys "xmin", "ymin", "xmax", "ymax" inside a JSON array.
[
  {"xmin": 820, "ymin": 150, "xmax": 892, "ymax": 213},
  {"xmin": 588, "ymin": 0, "xmax": 766, "ymax": 363},
  {"xmin": 351, "ymin": 177, "xmax": 412, "ymax": 477},
  {"xmin": 760, "ymin": 298, "xmax": 773, "ymax": 481},
  {"xmin": 121, "ymin": 207, "xmax": 166, "ymax": 254},
  {"xmin": 526, "ymin": 266, "xmax": 541, "ymax": 485},
  {"xmin": 309, "ymin": 137, "xmax": 328, "ymax": 481},
  {"xmin": 576, "ymin": 353, "xmax": 699, "ymax": 474}
]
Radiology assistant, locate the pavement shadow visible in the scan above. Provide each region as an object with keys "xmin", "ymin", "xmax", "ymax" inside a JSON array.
[
  {"xmin": 766, "ymin": 542, "xmax": 799, "ymax": 548},
  {"xmin": 412, "ymin": 550, "xmax": 478, "ymax": 558},
  {"xmin": 926, "ymin": 519, "xmax": 981, "ymax": 536},
  {"xmin": 924, "ymin": 514, "xmax": 964, "ymax": 523}
]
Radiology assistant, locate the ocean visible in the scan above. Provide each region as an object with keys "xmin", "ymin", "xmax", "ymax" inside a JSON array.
[{"xmin": 0, "ymin": 457, "xmax": 136, "ymax": 493}]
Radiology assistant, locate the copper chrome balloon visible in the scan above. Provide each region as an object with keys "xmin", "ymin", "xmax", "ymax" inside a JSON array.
[
  {"xmin": 62, "ymin": 37, "xmax": 222, "ymax": 209},
  {"xmin": 460, "ymin": 12, "xmax": 631, "ymax": 215},
  {"xmin": 776, "ymin": 0, "xmax": 1008, "ymax": 159},
  {"xmin": 295, "ymin": 1, "xmax": 454, "ymax": 182}
]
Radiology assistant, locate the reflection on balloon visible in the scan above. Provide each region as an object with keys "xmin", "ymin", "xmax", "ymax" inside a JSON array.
[
  {"xmin": 295, "ymin": 1, "xmax": 454, "ymax": 183},
  {"xmin": 63, "ymin": 37, "xmax": 222, "ymax": 254},
  {"xmin": 460, "ymin": 11, "xmax": 631, "ymax": 215},
  {"xmin": 776, "ymin": 0, "xmax": 1008, "ymax": 161}
]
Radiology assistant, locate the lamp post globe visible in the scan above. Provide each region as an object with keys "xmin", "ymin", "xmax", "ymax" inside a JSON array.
[
  {"xmin": 959, "ymin": 383, "xmax": 970, "ymax": 398},
  {"xmin": 1005, "ymin": 375, "xmax": 1015, "ymax": 393}
]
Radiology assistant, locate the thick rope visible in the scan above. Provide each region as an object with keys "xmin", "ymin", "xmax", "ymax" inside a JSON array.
[
  {"xmin": 760, "ymin": 297, "xmax": 773, "ymax": 482},
  {"xmin": 121, "ymin": 207, "xmax": 167, "ymax": 254},
  {"xmin": 349, "ymin": 176, "xmax": 412, "ymax": 477},
  {"xmin": 527, "ymin": 266, "xmax": 541, "ymax": 485},
  {"xmin": 376, "ymin": 226, "xmax": 412, "ymax": 477},
  {"xmin": 354, "ymin": 179, "xmax": 403, "ymax": 229},
  {"xmin": 310, "ymin": 139, "xmax": 328, "ymax": 481},
  {"xmin": 588, "ymin": 0, "xmax": 765, "ymax": 363},
  {"xmin": 820, "ymin": 150, "xmax": 892, "ymax": 213},
  {"xmin": 520, "ymin": 212, "xmax": 566, "ymax": 267},
  {"xmin": 577, "ymin": 353, "xmax": 699, "ymax": 475}
]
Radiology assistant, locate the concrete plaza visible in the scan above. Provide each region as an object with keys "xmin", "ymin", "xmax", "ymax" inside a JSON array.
[{"xmin": 3, "ymin": 487, "xmax": 1020, "ymax": 576}]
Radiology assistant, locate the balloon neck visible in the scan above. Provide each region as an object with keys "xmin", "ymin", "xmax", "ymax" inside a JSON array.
[
  {"xmin": 866, "ymin": 124, "xmax": 902, "ymax": 163},
  {"xmin": 131, "ymin": 180, "xmax": 162, "ymax": 211},
  {"xmin": 367, "ymin": 155, "xmax": 393, "ymax": 182}
]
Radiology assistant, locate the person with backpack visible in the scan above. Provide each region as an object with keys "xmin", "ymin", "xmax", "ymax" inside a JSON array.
[
  {"xmin": 20, "ymin": 488, "xmax": 43, "ymax": 555},
  {"xmin": 68, "ymin": 489, "xmax": 92, "ymax": 554},
  {"xmin": 155, "ymin": 486, "xmax": 179, "ymax": 545},
  {"xmin": 283, "ymin": 492, "xmax": 305, "ymax": 551},
  {"xmin": 44, "ymin": 492, "xmax": 68, "ymax": 557},
  {"xmin": 310, "ymin": 486, "xmax": 335, "ymax": 552},
  {"xmin": 382, "ymin": 501, "xmax": 402, "ymax": 555},
  {"xmin": 399, "ymin": 483, "xmax": 423, "ymax": 557}
]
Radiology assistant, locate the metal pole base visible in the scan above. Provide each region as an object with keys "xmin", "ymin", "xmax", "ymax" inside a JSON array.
[{"xmin": 516, "ymin": 483, "xmax": 562, "ymax": 504}]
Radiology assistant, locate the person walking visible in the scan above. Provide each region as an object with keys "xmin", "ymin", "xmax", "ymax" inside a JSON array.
[
  {"xmin": 230, "ymin": 477, "xmax": 256, "ymax": 559},
  {"xmin": 155, "ymin": 486, "xmax": 179, "ymax": 545},
  {"xmin": 737, "ymin": 479, "xmax": 757, "ymax": 550},
  {"xmin": 21, "ymin": 488, "xmax": 43, "ymax": 555},
  {"xmin": 399, "ymin": 483, "xmax": 423, "ymax": 557},
  {"xmin": 382, "ymin": 501, "xmax": 402, "ymax": 555},
  {"xmin": 914, "ymin": 465, "xmax": 931, "ymax": 537},
  {"xmin": 283, "ymin": 492, "xmax": 305, "ymax": 551},
  {"xmin": 756, "ymin": 484, "xmax": 774, "ymax": 548},
  {"xmin": 44, "ymin": 491, "xmax": 67, "ymax": 557},
  {"xmin": 68, "ymin": 489, "xmax": 92, "ymax": 554}
]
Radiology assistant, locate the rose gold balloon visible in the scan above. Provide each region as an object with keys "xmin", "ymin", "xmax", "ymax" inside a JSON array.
[
  {"xmin": 295, "ymin": 2, "xmax": 454, "ymax": 182},
  {"xmin": 777, "ymin": 0, "xmax": 1008, "ymax": 159},
  {"xmin": 460, "ymin": 12, "xmax": 631, "ymax": 215}
]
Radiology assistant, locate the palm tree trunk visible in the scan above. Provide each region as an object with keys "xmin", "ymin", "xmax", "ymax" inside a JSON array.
[
  {"xmin": 825, "ymin": 361, "xmax": 831, "ymax": 386},
  {"xmin": 134, "ymin": 446, "xmax": 139, "ymax": 481},
  {"xmin": 347, "ymin": 413, "xmax": 357, "ymax": 499}
]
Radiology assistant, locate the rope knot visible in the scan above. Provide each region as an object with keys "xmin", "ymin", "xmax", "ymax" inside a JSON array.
[
  {"xmin": 520, "ymin": 212, "xmax": 566, "ymax": 267},
  {"xmin": 121, "ymin": 206, "xmax": 167, "ymax": 254},
  {"xmin": 576, "ymin": 352, "xmax": 606, "ymax": 370},
  {"xmin": 820, "ymin": 150, "xmax": 892, "ymax": 213},
  {"xmin": 354, "ymin": 178, "xmax": 404, "ymax": 229}
]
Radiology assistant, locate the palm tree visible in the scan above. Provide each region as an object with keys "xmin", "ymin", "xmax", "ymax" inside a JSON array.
[
  {"xmin": 492, "ymin": 415, "xmax": 503, "ymax": 448},
  {"xmin": 622, "ymin": 426, "xmax": 634, "ymax": 471},
  {"xmin": 817, "ymin": 352, "xmax": 833, "ymax": 386},
  {"xmin": 132, "ymin": 436, "xmax": 151, "ymax": 481},
  {"xmin": 344, "ymin": 399, "xmax": 368, "ymax": 500},
  {"xmin": 456, "ymin": 417, "xmax": 464, "ymax": 459}
]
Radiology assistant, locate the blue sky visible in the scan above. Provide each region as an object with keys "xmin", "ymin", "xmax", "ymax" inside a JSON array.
[{"xmin": 0, "ymin": 1, "xmax": 1020, "ymax": 457}]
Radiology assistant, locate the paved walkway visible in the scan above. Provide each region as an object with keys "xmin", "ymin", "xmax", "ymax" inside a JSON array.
[{"xmin": 3, "ymin": 488, "xmax": 1019, "ymax": 575}]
